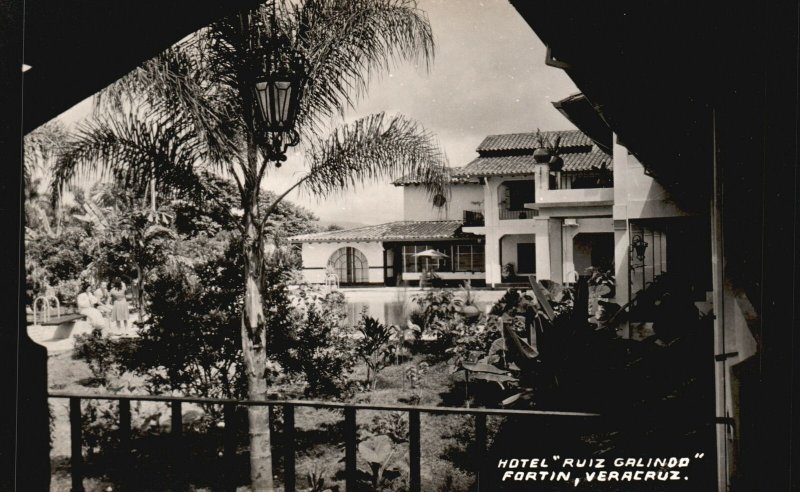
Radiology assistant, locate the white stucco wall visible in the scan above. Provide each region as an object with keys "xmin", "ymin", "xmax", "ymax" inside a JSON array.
[
  {"xmin": 402, "ymin": 184, "xmax": 484, "ymax": 221},
  {"xmin": 613, "ymin": 137, "xmax": 689, "ymax": 221},
  {"xmin": 611, "ymin": 133, "xmax": 694, "ymax": 328},
  {"xmin": 299, "ymin": 241, "xmax": 385, "ymax": 284},
  {"xmin": 560, "ymin": 217, "xmax": 613, "ymax": 282},
  {"xmin": 499, "ymin": 234, "xmax": 537, "ymax": 274}
]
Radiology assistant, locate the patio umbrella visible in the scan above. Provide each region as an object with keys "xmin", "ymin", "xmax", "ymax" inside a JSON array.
[
  {"xmin": 412, "ymin": 249, "xmax": 449, "ymax": 271},
  {"xmin": 412, "ymin": 249, "xmax": 449, "ymax": 259}
]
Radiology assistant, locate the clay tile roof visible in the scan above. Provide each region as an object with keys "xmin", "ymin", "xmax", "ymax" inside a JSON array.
[
  {"xmin": 476, "ymin": 129, "xmax": 593, "ymax": 153},
  {"xmin": 395, "ymin": 129, "xmax": 607, "ymax": 185},
  {"xmin": 289, "ymin": 220, "xmax": 472, "ymax": 243},
  {"xmin": 452, "ymin": 149, "xmax": 611, "ymax": 178},
  {"xmin": 393, "ymin": 173, "xmax": 477, "ymax": 186}
]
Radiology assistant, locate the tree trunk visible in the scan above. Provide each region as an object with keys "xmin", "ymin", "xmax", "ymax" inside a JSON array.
[
  {"xmin": 150, "ymin": 177, "xmax": 156, "ymax": 213},
  {"xmin": 241, "ymin": 185, "xmax": 274, "ymax": 490},
  {"xmin": 135, "ymin": 264, "xmax": 144, "ymax": 324},
  {"xmin": 237, "ymin": 19, "xmax": 275, "ymax": 486}
]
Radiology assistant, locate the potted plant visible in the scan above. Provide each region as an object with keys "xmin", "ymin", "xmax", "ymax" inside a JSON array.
[
  {"xmin": 534, "ymin": 129, "xmax": 563, "ymax": 172},
  {"xmin": 458, "ymin": 280, "xmax": 481, "ymax": 322},
  {"xmin": 502, "ymin": 262, "xmax": 516, "ymax": 280}
]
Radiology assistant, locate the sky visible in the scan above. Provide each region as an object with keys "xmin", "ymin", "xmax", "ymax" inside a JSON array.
[{"xmin": 56, "ymin": 0, "xmax": 579, "ymax": 226}]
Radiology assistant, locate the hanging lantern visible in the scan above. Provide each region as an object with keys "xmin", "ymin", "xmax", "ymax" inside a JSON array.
[
  {"xmin": 251, "ymin": 9, "xmax": 307, "ymax": 164},
  {"xmin": 631, "ymin": 234, "xmax": 649, "ymax": 261},
  {"xmin": 252, "ymin": 40, "xmax": 304, "ymax": 133}
]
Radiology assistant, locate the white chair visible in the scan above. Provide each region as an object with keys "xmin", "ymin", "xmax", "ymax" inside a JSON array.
[{"xmin": 325, "ymin": 272, "xmax": 339, "ymax": 291}]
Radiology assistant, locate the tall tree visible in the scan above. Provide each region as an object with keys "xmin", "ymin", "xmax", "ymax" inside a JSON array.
[
  {"xmin": 24, "ymin": 121, "xmax": 68, "ymax": 238},
  {"xmin": 53, "ymin": 1, "xmax": 448, "ymax": 488}
]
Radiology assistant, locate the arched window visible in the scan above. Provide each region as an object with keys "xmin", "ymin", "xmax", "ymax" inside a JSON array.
[{"xmin": 327, "ymin": 247, "xmax": 369, "ymax": 284}]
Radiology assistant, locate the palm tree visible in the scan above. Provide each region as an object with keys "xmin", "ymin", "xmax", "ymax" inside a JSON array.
[
  {"xmin": 24, "ymin": 121, "xmax": 68, "ymax": 238},
  {"xmin": 53, "ymin": 1, "xmax": 448, "ymax": 488}
]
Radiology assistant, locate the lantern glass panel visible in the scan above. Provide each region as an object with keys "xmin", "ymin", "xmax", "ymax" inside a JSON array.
[
  {"xmin": 274, "ymin": 81, "xmax": 292, "ymax": 124},
  {"xmin": 254, "ymin": 81, "xmax": 270, "ymax": 123}
]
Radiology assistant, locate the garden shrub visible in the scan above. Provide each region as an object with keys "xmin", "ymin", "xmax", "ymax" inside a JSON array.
[
  {"xmin": 410, "ymin": 289, "xmax": 469, "ymax": 360},
  {"xmin": 108, "ymin": 232, "xmax": 357, "ymax": 402},
  {"xmin": 25, "ymin": 226, "xmax": 94, "ymax": 286},
  {"xmin": 284, "ymin": 286, "xmax": 357, "ymax": 398},
  {"xmin": 353, "ymin": 311, "xmax": 394, "ymax": 390},
  {"xmin": 73, "ymin": 328, "xmax": 136, "ymax": 385},
  {"xmin": 410, "ymin": 289, "xmax": 458, "ymax": 332},
  {"xmin": 128, "ymin": 251, "xmax": 247, "ymax": 401},
  {"xmin": 444, "ymin": 321, "xmax": 501, "ymax": 367}
]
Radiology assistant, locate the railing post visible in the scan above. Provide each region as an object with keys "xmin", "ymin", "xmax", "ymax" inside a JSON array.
[
  {"xmin": 283, "ymin": 404, "xmax": 296, "ymax": 492},
  {"xmin": 344, "ymin": 406, "xmax": 357, "ymax": 489},
  {"xmin": 171, "ymin": 400, "xmax": 187, "ymax": 490},
  {"xmin": 118, "ymin": 399, "xmax": 131, "ymax": 485},
  {"xmin": 409, "ymin": 410, "xmax": 421, "ymax": 492},
  {"xmin": 223, "ymin": 403, "xmax": 237, "ymax": 492},
  {"xmin": 70, "ymin": 397, "xmax": 85, "ymax": 492},
  {"xmin": 474, "ymin": 414, "xmax": 487, "ymax": 490}
]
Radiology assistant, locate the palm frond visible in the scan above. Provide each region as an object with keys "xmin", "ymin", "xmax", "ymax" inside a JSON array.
[
  {"xmin": 290, "ymin": 0, "xmax": 435, "ymax": 137},
  {"xmin": 24, "ymin": 120, "xmax": 68, "ymax": 187},
  {"xmin": 294, "ymin": 112, "xmax": 449, "ymax": 202},
  {"xmin": 51, "ymin": 108, "xmax": 211, "ymax": 206},
  {"xmin": 94, "ymin": 44, "xmax": 242, "ymax": 166}
]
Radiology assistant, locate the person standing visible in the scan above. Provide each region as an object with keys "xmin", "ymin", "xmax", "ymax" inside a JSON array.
[{"xmin": 109, "ymin": 278, "xmax": 130, "ymax": 332}]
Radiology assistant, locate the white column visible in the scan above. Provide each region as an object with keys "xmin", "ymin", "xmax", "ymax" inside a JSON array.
[
  {"xmin": 563, "ymin": 227, "xmax": 577, "ymax": 281},
  {"xmin": 483, "ymin": 179, "xmax": 502, "ymax": 286},
  {"xmin": 613, "ymin": 220, "xmax": 630, "ymax": 305},
  {"xmin": 485, "ymin": 235, "xmax": 501, "ymax": 287},
  {"xmin": 548, "ymin": 219, "xmax": 563, "ymax": 283},
  {"xmin": 534, "ymin": 218, "xmax": 551, "ymax": 280},
  {"xmin": 612, "ymin": 133, "xmax": 631, "ymax": 336}
]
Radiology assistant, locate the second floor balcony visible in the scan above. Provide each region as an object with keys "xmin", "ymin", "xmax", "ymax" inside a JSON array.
[
  {"xmin": 532, "ymin": 168, "xmax": 614, "ymax": 209},
  {"xmin": 532, "ymin": 186, "xmax": 614, "ymax": 209},
  {"xmin": 463, "ymin": 210, "xmax": 485, "ymax": 227},
  {"xmin": 498, "ymin": 179, "xmax": 538, "ymax": 220},
  {"xmin": 499, "ymin": 208, "xmax": 538, "ymax": 220}
]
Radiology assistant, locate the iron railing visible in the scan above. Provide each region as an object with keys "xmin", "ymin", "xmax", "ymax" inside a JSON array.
[
  {"xmin": 498, "ymin": 208, "xmax": 538, "ymax": 220},
  {"xmin": 463, "ymin": 210, "xmax": 485, "ymax": 227},
  {"xmin": 50, "ymin": 392, "xmax": 600, "ymax": 492}
]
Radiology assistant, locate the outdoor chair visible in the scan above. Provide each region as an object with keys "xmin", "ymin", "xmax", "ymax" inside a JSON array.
[{"xmin": 324, "ymin": 271, "xmax": 339, "ymax": 290}]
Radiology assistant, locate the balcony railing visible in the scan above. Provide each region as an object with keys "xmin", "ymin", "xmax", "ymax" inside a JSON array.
[
  {"xmin": 463, "ymin": 210, "xmax": 484, "ymax": 227},
  {"xmin": 499, "ymin": 208, "xmax": 538, "ymax": 220},
  {"xmin": 50, "ymin": 392, "xmax": 600, "ymax": 492}
]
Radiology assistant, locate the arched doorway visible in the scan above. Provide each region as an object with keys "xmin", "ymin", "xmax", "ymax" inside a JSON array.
[{"xmin": 328, "ymin": 247, "xmax": 369, "ymax": 284}]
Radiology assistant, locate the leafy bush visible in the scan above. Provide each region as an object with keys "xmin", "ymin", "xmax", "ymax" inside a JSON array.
[
  {"xmin": 404, "ymin": 362, "xmax": 429, "ymax": 390},
  {"xmin": 488, "ymin": 289, "xmax": 525, "ymax": 316},
  {"xmin": 128, "ymin": 248, "xmax": 247, "ymax": 401},
  {"xmin": 283, "ymin": 286, "xmax": 357, "ymax": 398},
  {"xmin": 410, "ymin": 289, "xmax": 458, "ymax": 331},
  {"xmin": 353, "ymin": 311, "xmax": 394, "ymax": 390},
  {"xmin": 25, "ymin": 226, "xmax": 94, "ymax": 285},
  {"xmin": 80, "ymin": 397, "xmax": 204, "ymax": 464},
  {"xmin": 444, "ymin": 321, "xmax": 501, "ymax": 367},
  {"xmin": 73, "ymin": 328, "xmax": 136, "ymax": 384},
  {"xmin": 55, "ymin": 278, "xmax": 82, "ymax": 306}
]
